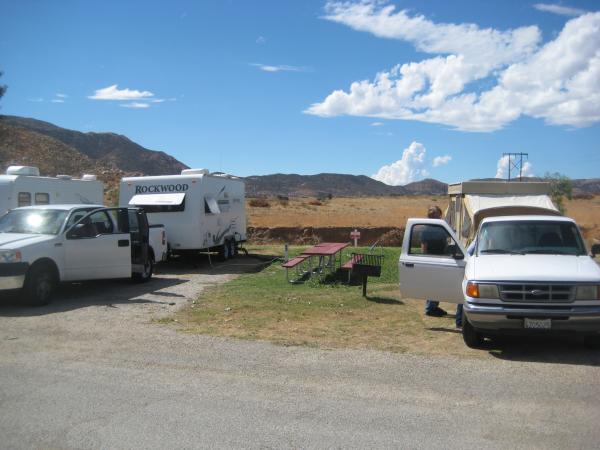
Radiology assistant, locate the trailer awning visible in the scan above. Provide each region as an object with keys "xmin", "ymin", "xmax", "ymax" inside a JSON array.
[{"xmin": 129, "ymin": 193, "xmax": 186, "ymax": 206}]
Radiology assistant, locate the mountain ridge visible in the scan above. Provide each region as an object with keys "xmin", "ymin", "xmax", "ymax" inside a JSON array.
[{"xmin": 1, "ymin": 115, "xmax": 598, "ymax": 199}]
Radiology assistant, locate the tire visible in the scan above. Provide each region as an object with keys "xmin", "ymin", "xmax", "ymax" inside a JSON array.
[
  {"xmin": 220, "ymin": 240, "xmax": 230, "ymax": 261},
  {"xmin": 22, "ymin": 263, "xmax": 56, "ymax": 307},
  {"xmin": 229, "ymin": 239, "xmax": 236, "ymax": 258},
  {"xmin": 584, "ymin": 335, "xmax": 600, "ymax": 349},
  {"xmin": 462, "ymin": 317, "xmax": 484, "ymax": 349},
  {"xmin": 133, "ymin": 257, "xmax": 154, "ymax": 283}
]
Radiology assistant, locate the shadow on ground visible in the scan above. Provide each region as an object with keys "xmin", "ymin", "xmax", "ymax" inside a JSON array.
[
  {"xmin": 0, "ymin": 254, "xmax": 277, "ymax": 317},
  {"xmin": 486, "ymin": 335, "xmax": 600, "ymax": 367}
]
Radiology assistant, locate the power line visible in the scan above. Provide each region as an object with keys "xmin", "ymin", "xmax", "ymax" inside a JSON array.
[{"xmin": 502, "ymin": 152, "xmax": 529, "ymax": 181}]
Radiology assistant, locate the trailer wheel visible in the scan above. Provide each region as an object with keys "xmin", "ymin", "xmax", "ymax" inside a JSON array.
[
  {"xmin": 22, "ymin": 262, "xmax": 57, "ymax": 307},
  {"xmin": 220, "ymin": 241, "xmax": 230, "ymax": 261},
  {"xmin": 133, "ymin": 257, "xmax": 154, "ymax": 283}
]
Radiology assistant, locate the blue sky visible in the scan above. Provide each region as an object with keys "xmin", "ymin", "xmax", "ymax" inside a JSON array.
[{"xmin": 1, "ymin": 0, "xmax": 599, "ymax": 184}]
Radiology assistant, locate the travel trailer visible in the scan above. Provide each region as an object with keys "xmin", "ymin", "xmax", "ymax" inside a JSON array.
[
  {"xmin": 444, "ymin": 180, "xmax": 560, "ymax": 246},
  {"xmin": 119, "ymin": 169, "xmax": 246, "ymax": 258},
  {"xmin": 0, "ymin": 166, "xmax": 104, "ymax": 215}
]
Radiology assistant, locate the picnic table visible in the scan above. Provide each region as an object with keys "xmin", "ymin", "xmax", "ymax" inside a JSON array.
[{"xmin": 282, "ymin": 242, "xmax": 349, "ymax": 283}]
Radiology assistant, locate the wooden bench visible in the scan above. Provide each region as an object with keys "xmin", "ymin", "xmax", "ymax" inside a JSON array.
[
  {"xmin": 282, "ymin": 255, "xmax": 311, "ymax": 283},
  {"xmin": 282, "ymin": 255, "xmax": 309, "ymax": 268}
]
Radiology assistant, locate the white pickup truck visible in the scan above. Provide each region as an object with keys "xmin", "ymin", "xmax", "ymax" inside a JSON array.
[
  {"xmin": 0, "ymin": 204, "xmax": 168, "ymax": 306},
  {"xmin": 399, "ymin": 215, "xmax": 600, "ymax": 348}
]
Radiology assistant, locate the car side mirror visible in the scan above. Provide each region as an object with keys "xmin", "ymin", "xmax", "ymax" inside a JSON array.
[
  {"xmin": 453, "ymin": 252, "xmax": 464, "ymax": 260},
  {"xmin": 592, "ymin": 243, "xmax": 600, "ymax": 258}
]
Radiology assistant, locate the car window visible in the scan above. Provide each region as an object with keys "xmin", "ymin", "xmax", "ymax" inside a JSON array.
[
  {"xmin": 89, "ymin": 211, "xmax": 113, "ymax": 234},
  {"xmin": 65, "ymin": 208, "xmax": 96, "ymax": 229},
  {"xmin": 409, "ymin": 224, "xmax": 462, "ymax": 257},
  {"xmin": 478, "ymin": 221, "xmax": 586, "ymax": 256}
]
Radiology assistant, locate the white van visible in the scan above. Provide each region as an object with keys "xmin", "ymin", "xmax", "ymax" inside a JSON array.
[
  {"xmin": 0, "ymin": 166, "xmax": 103, "ymax": 215},
  {"xmin": 119, "ymin": 169, "xmax": 246, "ymax": 258}
]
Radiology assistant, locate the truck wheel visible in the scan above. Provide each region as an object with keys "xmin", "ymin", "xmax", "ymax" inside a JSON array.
[
  {"xmin": 229, "ymin": 239, "xmax": 237, "ymax": 258},
  {"xmin": 133, "ymin": 257, "xmax": 153, "ymax": 283},
  {"xmin": 22, "ymin": 263, "xmax": 56, "ymax": 307},
  {"xmin": 462, "ymin": 318, "xmax": 484, "ymax": 349}
]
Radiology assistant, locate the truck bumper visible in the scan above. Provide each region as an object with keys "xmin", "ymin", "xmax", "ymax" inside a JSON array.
[
  {"xmin": 0, "ymin": 263, "xmax": 28, "ymax": 291},
  {"xmin": 464, "ymin": 301, "xmax": 600, "ymax": 334}
]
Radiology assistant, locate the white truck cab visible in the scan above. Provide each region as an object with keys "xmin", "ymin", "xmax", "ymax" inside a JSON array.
[
  {"xmin": 0, "ymin": 204, "xmax": 160, "ymax": 306},
  {"xmin": 399, "ymin": 215, "xmax": 600, "ymax": 348}
]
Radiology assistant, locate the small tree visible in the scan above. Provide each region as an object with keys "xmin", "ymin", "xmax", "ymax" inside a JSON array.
[{"xmin": 544, "ymin": 172, "xmax": 572, "ymax": 214}]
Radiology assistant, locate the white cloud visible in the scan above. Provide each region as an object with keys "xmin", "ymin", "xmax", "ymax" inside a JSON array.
[
  {"xmin": 89, "ymin": 84, "xmax": 154, "ymax": 101},
  {"xmin": 27, "ymin": 98, "xmax": 44, "ymax": 102},
  {"xmin": 256, "ymin": 36, "xmax": 267, "ymax": 44},
  {"xmin": 51, "ymin": 99, "xmax": 65, "ymax": 103},
  {"xmin": 495, "ymin": 155, "xmax": 534, "ymax": 179},
  {"xmin": 432, "ymin": 155, "xmax": 452, "ymax": 167},
  {"xmin": 306, "ymin": 2, "xmax": 600, "ymax": 131},
  {"xmin": 533, "ymin": 3, "xmax": 586, "ymax": 17},
  {"xmin": 372, "ymin": 141, "xmax": 429, "ymax": 185},
  {"xmin": 251, "ymin": 63, "xmax": 308, "ymax": 73},
  {"xmin": 120, "ymin": 102, "xmax": 150, "ymax": 109},
  {"xmin": 370, "ymin": 121, "xmax": 384, "ymax": 126},
  {"xmin": 55, "ymin": 93, "xmax": 68, "ymax": 98}
]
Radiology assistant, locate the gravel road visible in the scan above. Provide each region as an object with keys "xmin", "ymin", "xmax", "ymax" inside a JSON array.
[{"xmin": 1, "ymin": 255, "xmax": 599, "ymax": 449}]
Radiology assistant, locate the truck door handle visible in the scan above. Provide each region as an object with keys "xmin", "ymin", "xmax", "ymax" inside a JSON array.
[
  {"xmin": 403, "ymin": 262, "xmax": 414, "ymax": 268},
  {"xmin": 118, "ymin": 239, "xmax": 130, "ymax": 247}
]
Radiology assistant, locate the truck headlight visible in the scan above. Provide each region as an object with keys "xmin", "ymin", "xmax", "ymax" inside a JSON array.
[
  {"xmin": 0, "ymin": 250, "xmax": 22, "ymax": 263},
  {"xmin": 466, "ymin": 282, "xmax": 499, "ymax": 299},
  {"xmin": 575, "ymin": 285, "xmax": 600, "ymax": 300}
]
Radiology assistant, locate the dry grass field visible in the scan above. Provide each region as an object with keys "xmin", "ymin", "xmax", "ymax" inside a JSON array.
[{"xmin": 247, "ymin": 195, "xmax": 600, "ymax": 242}]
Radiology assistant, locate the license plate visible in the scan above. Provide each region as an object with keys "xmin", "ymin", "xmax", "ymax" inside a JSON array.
[{"xmin": 524, "ymin": 318, "xmax": 551, "ymax": 329}]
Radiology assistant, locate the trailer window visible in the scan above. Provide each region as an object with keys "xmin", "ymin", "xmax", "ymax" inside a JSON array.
[
  {"xmin": 204, "ymin": 196, "xmax": 220, "ymax": 214},
  {"xmin": 217, "ymin": 199, "xmax": 230, "ymax": 212},
  {"xmin": 18, "ymin": 192, "xmax": 31, "ymax": 207},
  {"xmin": 35, "ymin": 193, "xmax": 50, "ymax": 205}
]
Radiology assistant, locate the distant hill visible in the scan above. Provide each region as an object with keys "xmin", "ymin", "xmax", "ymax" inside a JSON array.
[
  {"xmin": 1, "ymin": 115, "xmax": 597, "ymax": 200},
  {"xmin": 0, "ymin": 115, "xmax": 189, "ymax": 203},
  {"xmin": 0, "ymin": 115, "xmax": 188, "ymax": 176},
  {"xmin": 244, "ymin": 173, "xmax": 408, "ymax": 197}
]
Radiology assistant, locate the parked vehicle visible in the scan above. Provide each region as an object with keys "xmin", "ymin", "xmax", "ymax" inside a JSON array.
[
  {"xmin": 0, "ymin": 204, "xmax": 166, "ymax": 306},
  {"xmin": 119, "ymin": 169, "xmax": 246, "ymax": 259},
  {"xmin": 0, "ymin": 166, "xmax": 103, "ymax": 215},
  {"xmin": 399, "ymin": 215, "xmax": 600, "ymax": 348}
]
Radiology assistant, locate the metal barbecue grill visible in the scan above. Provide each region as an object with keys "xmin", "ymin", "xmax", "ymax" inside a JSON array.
[{"xmin": 351, "ymin": 249, "xmax": 384, "ymax": 297}]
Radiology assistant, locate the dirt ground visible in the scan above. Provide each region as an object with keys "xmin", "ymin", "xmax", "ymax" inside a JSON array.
[{"xmin": 247, "ymin": 195, "xmax": 600, "ymax": 243}]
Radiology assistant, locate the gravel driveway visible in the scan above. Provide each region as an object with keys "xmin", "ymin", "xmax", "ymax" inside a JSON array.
[{"xmin": 1, "ymin": 255, "xmax": 599, "ymax": 449}]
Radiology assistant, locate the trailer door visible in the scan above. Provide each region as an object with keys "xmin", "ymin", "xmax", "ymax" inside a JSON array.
[{"xmin": 399, "ymin": 218, "xmax": 467, "ymax": 304}]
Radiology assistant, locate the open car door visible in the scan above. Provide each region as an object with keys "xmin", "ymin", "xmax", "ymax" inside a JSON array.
[{"xmin": 399, "ymin": 218, "xmax": 467, "ymax": 304}]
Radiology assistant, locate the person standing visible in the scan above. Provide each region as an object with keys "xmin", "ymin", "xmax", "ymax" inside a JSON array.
[{"xmin": 422, "ymin": 205, "xmax": 448, "ymax": 317}]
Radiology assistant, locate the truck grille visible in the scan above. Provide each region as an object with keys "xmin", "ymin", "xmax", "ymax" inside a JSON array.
[{"xmin": 499, "ymin": 284, "xmax": 574, "ymax": 303}]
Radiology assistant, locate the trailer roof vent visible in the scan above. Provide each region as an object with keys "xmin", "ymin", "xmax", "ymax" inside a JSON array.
[
  {"xmin": 81, "ymin": 174, "xmax": 97, "ymax": 181},
  {"xmin": 6, "ymin": 166, "xmax": 40, "ymax": 176},
  {"xmin": 56, "ymin": 174, "xmax": 73, "ymax": 180},
  {"xmin": 181, "ymin": 168, "xmax": 209, "ymax": 176}
]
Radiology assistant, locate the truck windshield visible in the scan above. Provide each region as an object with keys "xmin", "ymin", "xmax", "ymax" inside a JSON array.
[
  {"xmin": 477, "ymin": 221, "xmax": 587, "ymax": 256},
  {"xmin": 0, "ymin": 209, "xmax": 69, "ymax": 235}
]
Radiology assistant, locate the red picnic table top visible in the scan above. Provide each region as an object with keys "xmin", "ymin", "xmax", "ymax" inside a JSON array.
[{"xmin": 301, "ymin": 242, "xmax": 349, "ymax": 256}]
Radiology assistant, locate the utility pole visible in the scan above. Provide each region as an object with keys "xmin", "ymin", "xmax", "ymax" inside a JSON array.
[{"xmin": 502, "ymin": 152, "xmax": 529, "ymax": 181}]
